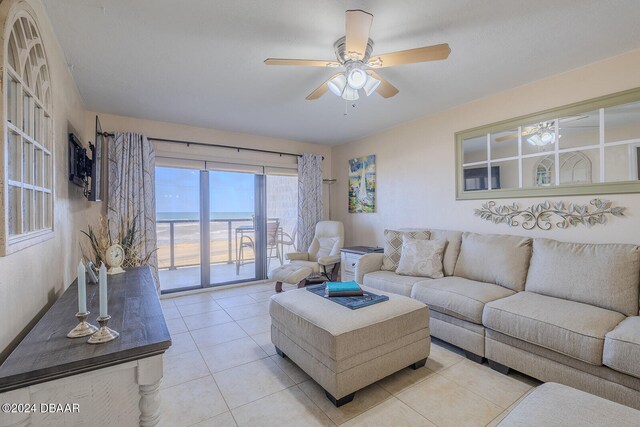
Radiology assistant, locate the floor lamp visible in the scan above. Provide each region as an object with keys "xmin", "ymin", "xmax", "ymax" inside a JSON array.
[{"xmin": 323, "ymin": 179, "xmax": 337, "ymax": 220}]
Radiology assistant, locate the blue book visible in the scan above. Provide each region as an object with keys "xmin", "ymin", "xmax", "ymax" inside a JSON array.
[
  {"xmin": 325, "ymin": 281, "xmax": 361, "ymax": 293},
  {"xmin": 307, "ymin": 285, "xmax": 389, "ymax": 310}
]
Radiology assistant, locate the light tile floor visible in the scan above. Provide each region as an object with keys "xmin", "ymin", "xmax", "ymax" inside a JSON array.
[{"xmin": 159, "ymin": 282, "xmax": 540, "ymax": 427}]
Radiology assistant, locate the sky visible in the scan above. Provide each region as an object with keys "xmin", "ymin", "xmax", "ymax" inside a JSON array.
[{"xmin": 155, "ymin": 167, "xmax": 255, "ymax": 213}]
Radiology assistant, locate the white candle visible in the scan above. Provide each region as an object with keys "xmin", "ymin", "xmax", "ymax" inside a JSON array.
[
  {"xmin": 99, "ymin": 262, "xmax": 108, "ymax": 317},
  {"xmin": 77, "ymin": 261, "xmax": 87, "ymax": 313}
]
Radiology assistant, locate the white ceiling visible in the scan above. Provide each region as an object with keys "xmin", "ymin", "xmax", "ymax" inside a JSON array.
[{"xmin": 42, "ymin": 0, "xmax": 640, "ymax": 145}]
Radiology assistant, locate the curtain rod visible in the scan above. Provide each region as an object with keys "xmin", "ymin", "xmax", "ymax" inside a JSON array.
[{"xmin": 98, "ymin": 132, "xmax": 324, "ymax": 160}]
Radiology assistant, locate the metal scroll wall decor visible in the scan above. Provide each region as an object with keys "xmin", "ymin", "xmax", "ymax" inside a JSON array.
[{"xmin": 474, "ymin": 199, "xmax": 626, "ymax": 230}]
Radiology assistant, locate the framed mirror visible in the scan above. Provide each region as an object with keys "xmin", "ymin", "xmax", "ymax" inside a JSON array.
[{"xmin": 455, "ymin": 87, "xmax": 640, "ymax": 199}]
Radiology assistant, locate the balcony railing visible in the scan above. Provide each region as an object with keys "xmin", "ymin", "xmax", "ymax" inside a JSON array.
[
  {"xmin": 157, "ymin": 218, "xmax": 253, "ymax": 270},
  {"xmin": 157, "ymin": 217, "xmax": 291, "ymax": 271}
]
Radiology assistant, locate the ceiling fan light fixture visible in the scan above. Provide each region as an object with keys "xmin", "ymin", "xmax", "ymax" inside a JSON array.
[
  {"xmin": 346, "ymin": 67, "xmax": 368, "ymax": 90},
  {"xmin": 527, "ymin": 132, "xmax": 556, "ymax": 147},
  {"xmin": 526, "ymin": 135, "xmax": 544, "ymax": 147},
  {"xmin": 540, "ymin": 130, "xmax": 554, "ymax": 145},
  {"xmin": 266, "ymin": 9, "xmax": 451, "ymax": 101},
  {"xmin": 526, "ymin": 122, "xmax": 558, "ymax": 147},
  {"xmin": 363, "ymin": 75, "xmax": 381, "ymax": 96},
  {"xmin": 342, "ymin": 85, "xmax": 359, "ymax": 101},
  {"xmin": 327, "ymin": 74, "xmax": 347, "ymax": 96}
]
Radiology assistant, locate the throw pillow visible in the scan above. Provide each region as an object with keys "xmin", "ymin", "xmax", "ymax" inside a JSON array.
[
  {"xmin": 396, "ymin": 237, "xmax": 446, "ymax": 278},
  {"xmin": 381, "ymin": 229, "xmax": 430, "ymax": 271}
]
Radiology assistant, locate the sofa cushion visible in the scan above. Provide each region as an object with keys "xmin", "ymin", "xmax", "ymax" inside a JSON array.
[
  {"xmin": 411, "ymin": 276, "xmax": 515, "ymax": 324},
  {"xmin": 604, "ymin": 317, "xmax": 640, "ymax": 379},
  {"xmin": 381, "ymin": 229, "xmax": 430, "ymax": 271},
  {"xmin": 396, "ymin": 237, "xmax": 446, "ymax": 278},
  {"xmin": 428, "ymin": 229, "xmax": 463, "ymax": 277},
  {"xmin": 483, "ymin": 292, "xmax": 625, "ymax": 365},
  {"xmin": 363, "ymin": 271, "xmax": 429, "ymax": 297},
  {"xmin": 453, "ymin": 232, "xmax": 532, "ymax": 291},
  {"xmin": 525, "ymin": 238, "xmax": 640, "ymax": 316}
]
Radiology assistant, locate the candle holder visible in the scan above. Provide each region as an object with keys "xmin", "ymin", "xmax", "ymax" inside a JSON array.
[
  {"xmin": 67, "ymin": 311, "xmax": 99, "ymax": 338},
  {"xmin": 87, "ymin": 315, "xmax": 119, "ymax": 344}
]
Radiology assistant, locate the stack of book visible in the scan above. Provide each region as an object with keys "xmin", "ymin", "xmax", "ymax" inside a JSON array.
[{"xmin": 325, "ymin": 281, "xmax": 364, "ymax": 297}]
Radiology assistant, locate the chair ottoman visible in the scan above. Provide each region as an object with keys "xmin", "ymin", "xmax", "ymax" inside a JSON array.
[
  {"xmin": 498, "ymin": 382, "xmax": 640, "ymax": 426},
  {"xmin": 269, "ymin": 286, "xmax": 430, "ymax": 406},
  {"xmin": 269, "ymin": 264, "xmax": 313, "ymax": 292}
]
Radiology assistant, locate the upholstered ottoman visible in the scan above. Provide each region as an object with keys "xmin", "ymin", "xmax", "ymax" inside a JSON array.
[
  {"xmin": 269, "ymin": 264, "xmax": 313, "ymax": 292},
  {"xmin": 269, "ymin": 286, "xmax": 430, "ymax": 406},
  {"xmin": 498, "ymin": 382, "xmax": 640, "ymax": 426}
]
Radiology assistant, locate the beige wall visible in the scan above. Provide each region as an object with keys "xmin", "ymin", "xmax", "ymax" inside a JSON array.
[
  {"xmin": 331, "ymin": 49, "xmax": 640, "ymax": 246},
  {"xmin": 0, "ymin": 0, "xmax": 91, "ymax": 360}
]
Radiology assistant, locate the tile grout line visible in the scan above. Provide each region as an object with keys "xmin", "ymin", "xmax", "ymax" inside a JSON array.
[
  {"xmin": 195, "ymin": 332, "xmax": 270, "ymax": 375},
  {"xmin": 437, "ymin": 360, "xmax": 532, "ymax": 410},
  {"xmin": 190, "ymin": 324, "xmax": 235, "ymax": 420},
  {"xmin": 380, "ymin": 367, "xmax": 438, "ymax": 397},
  {"xmin": 184, "ymin": 301, "xmax": 240, "ymax": 419},
  {"xmin": 230, "ymin": 383, "xmax": 340, "ymax": 426},
  {"xmin": 397, "ymin": 370, "xmax": 509, "ymax": 425},
  {"xmin": 163, "ymin": 282, "xmax": 278, "ymax": 426},
  {"xmin": 336, "ymin": 395, "xmax": 423, "ymax": 427},
  {"xmin": 204, "ymin": 332, "xmax": 302, "ymax": 414},
  {"xmin": 228, "ymin": 383, "xmax": 299, "ymax": 415}
]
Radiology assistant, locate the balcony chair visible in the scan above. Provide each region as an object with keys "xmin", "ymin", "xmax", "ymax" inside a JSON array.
[
  {"xmin": 269, "ymin": 221, "xmax": 344, "ymax": 293},
  {"xmin": 236, "ymin": 219, "xmax": 281, "ymax": 274},
  {"xmin": 276, "ymin": 224, "xmax": 297, "ymax": 265}
]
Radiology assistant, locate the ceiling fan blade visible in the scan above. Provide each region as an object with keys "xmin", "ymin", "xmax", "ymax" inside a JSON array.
[
  {"xmin": 305, "ymin": 73, "xmax": 342, "ymax": 100},
  {"xmin": 367, "ymin": 71, "xmax": 399, "ymax": 98},
  {"xmin": 264, "ymin": 58, "xmax": 341, "ymax": 68},
  {"xmin": 345, "ymin": 9, "xmax": 373, "ymax": 60},
  {"xmin": 495, "ymin": 126, "xmax": 543, "ymax": 142},
  {"xmin": 368, "ymin": 43, "xmax": 451, "ymax": 68},
  {"xmin": 494, "ymin": 133, "xmax": 518, "ymax": 143},
  {"xmin": 559, "ymin": 115, "xmax": 588, "ymax": 123}
]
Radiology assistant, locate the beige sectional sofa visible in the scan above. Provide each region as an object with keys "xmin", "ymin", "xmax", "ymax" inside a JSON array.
[{"xmin": 355, "ymin": 229, "xmax": 640, "ymax": 409}]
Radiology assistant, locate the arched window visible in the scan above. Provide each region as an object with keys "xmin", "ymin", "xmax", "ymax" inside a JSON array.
[
  {"xmin": 1, "ymin": 2, "xmax": 53, "ymax": 255},
  {"xmin": 534, "ymin": 152, "xmax": 592, "ymax": 187},
  {"xmin": 535, "ymin": 157, "xmax": 553, "ymax": 186}
]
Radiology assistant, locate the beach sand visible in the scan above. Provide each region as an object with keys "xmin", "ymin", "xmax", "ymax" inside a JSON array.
[{"xmin": 157, "ymin": 222, "xmax": 291, "ymax": 268}]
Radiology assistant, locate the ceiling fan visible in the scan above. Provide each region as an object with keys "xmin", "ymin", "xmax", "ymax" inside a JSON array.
[
  {"xmin": 494, "ymin": 116, "xmax": 596, "ymax": 146},
  {"xmin": 264, "ymin": 9, "xmax": 451, "ymax": 101}
]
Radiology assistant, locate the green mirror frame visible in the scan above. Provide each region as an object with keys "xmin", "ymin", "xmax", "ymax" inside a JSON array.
[{"xmin": 455, "ymin": 87, "xmax": 640, "ymax": 200}]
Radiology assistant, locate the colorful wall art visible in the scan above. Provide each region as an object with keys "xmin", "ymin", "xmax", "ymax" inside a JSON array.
[{"xmin": 349, "ymin": 155, "xmax": 376, "ymax": 213}]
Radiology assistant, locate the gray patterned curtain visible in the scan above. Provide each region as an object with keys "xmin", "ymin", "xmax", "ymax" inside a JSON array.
[
  {"xmin": 297, "ymin": 153, "xmax": 323, "ymax": 251},
  {"xmin": 107, "ymin": 132, "xmax": 158, "ymax": 289}
]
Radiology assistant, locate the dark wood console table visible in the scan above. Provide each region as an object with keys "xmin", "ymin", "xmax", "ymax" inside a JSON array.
[{"xmin": 0, "ymin": 266, "xmax": 171, "ymax": 426}]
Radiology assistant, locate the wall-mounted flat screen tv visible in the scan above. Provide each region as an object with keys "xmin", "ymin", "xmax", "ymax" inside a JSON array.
[
  {"xmin": 89, "ymin": 116, "xmax": 104, "ymax": 202},
  {"xmin": 67, "ymin": 118, "xmax": 104, "ymax": 201},
  {"xmin": 463, "ymin": 166, "xmax": 501, "ymax": 191},
  {"xmin": 69, "ymin": 133, "xmax": 88, "ymax": 187}
]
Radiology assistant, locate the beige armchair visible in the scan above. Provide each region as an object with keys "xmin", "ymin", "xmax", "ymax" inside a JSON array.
[{"xmin": 270, "ymin": 221, "xmax": 344, "ymax": 292}]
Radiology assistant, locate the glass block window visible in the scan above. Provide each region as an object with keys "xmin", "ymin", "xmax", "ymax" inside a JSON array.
[{"xmin": 2, "ymin": 6, "xmax": 53, "ymax": 255}]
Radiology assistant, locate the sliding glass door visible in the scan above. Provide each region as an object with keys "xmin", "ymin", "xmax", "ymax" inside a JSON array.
[
  {"xmin": 156, "ymin": 167, "xmax": 202, "ymax": 292},
  {"xmin": 266, "ymin": 173, "xmax": 299, "ymax": 264},
  {"xmin": 155, "ymin": 164, "xmax": 298, "ymax": 293},
  {"xmin": 208, "ymin": 170, "xmax": 258, "ymax": 285}
]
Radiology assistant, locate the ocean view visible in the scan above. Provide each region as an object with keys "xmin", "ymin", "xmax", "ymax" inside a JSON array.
[{"xmin": 156, "ymin": 212, "xmax": 254, "ymax": 221}]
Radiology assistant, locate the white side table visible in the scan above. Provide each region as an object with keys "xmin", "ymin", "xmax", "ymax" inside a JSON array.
[{"xmin": 340, "ymin": 246, "xmax": 383, "ymax": 282}]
